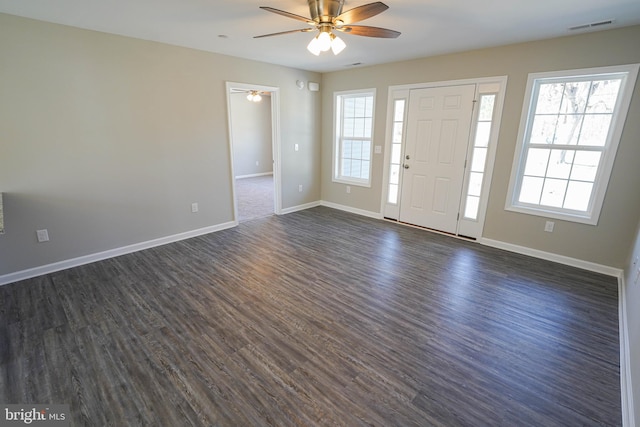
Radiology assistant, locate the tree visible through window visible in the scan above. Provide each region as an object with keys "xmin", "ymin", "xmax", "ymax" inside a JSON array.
[
  {"xmin": 507, "ymin": 65, "xmax": 638, "ymax": 224},
  {"xmin": 334, "ymin": 90, "xmax": 375, "ymax": 186}
]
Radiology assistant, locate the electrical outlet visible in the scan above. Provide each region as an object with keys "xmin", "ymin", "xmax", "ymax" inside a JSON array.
[
  {"xmin": 255, "ymin": 161, "xmax": 259, "ymax": 166},
  {"xmin": 374, "ymin": 145, "xmax": 382, "ymax": 154},
  {"xmin": 36, "ymin": 229, "xmax": 49, "ymax": 243},
  {"xmin": 298, "ymin": 184, "xmax": 303, "ymax": 192},
  {"xmin": 544, "ymin": 221, "xmax": 554, "ymax": 232},
  {"xmin": 191, "ymin": 202, "xmax": 199, "ymax": 213},
  {"xmin": 294, "ymin": 144, "xmax": 299, "ymax": 152},
  {"xmin": 346, "ymin": 186, "xmax": 351, "ymax": 194}
]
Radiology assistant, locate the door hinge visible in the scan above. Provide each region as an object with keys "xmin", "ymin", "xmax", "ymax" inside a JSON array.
[{"xmin": 457, "ymin": 212, "xmax": 460, "ymax": 220}]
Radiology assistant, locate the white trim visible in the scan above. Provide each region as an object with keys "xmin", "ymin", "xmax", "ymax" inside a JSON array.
[
  {"xmin": 381, "ymin": 76, "xmax": 508, "ymax": 239},
  {"xmin": 332, "ymin": 88, "xmax": 376, "ymax": 188},
  {"xmin": 235, "ymin": 172, "xmax": 273, "ymax": 179},
  {"xmin": 226, "ymin": 81, "xmax": 282, "ymax": 220},
  {"xmin": 618, "ymin": 274, "xmax": 635, "ymax": 427},
  {"xmin": 0, "ymin": 221, "xmax": 236, "ymax": 286},
  {"xmin": 319, "ymin": 200, "xmax": 382, "ymax": 219},
  {"xmin": 479, "ymin": 237, "xmax": 622, "ymax": 277},
  {"xmin": 505, "ymin": 63, "xmax": 640, "ymax": 225},
  {"xmin": 279, "ymin": 201, "xmax": 321, "ymax": 215}
]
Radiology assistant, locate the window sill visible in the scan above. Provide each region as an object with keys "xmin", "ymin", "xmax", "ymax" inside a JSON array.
[
  {"xmin": 505, "ymin": 205, "xmax": 598, "ymax": 226},
  {"xmin": 333, "ymin": 178, "xmax": 371, "ymax": 188}
]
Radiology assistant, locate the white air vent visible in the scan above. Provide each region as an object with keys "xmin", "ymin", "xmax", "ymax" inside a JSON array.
[{"xmin": 569, "ymin": 19, "xmax": 614, "ymax": 31}]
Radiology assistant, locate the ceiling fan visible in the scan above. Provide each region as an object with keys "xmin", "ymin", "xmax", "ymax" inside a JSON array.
[{"xmin": 254, "ymin": 0, "xmax": 400, "ymax": 56}]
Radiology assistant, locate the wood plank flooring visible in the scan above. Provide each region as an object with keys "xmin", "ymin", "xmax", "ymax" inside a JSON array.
[{"xmin": 0, "ymin": 207, "xmax": 621, "ymax": 426}]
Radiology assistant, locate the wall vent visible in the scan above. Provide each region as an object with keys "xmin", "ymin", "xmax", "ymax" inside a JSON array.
[{"xmin": 569, "ymin": 19, "xmax": 614, "ymax": 31}]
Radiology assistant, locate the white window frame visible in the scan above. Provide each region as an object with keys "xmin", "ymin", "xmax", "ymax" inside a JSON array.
[
  {"xmin": 506, "ymin": 64, "xmax": 639, "ymax": 225},
  {"xmin": 333, "ymin": 89, "xmax": 376, "ymax": 187}
]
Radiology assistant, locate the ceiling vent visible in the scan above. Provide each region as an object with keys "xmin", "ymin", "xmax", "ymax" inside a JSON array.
[{"xmin": 569, "ymin": 19, "xmax": 614, "ymax": 31}]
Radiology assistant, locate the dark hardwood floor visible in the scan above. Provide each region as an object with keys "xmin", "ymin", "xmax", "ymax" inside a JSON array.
[{"xmin": 0, "ymin": 207, "xmax": 621, "ymax": 426}]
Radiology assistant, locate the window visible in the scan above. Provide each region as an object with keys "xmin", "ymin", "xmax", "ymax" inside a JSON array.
[
  {"xmin": 334, "ymin": 90, "xmax": 375, "ymax": 186},
  {"xmin": 506, "ymin": 65, "xmax": 638, "ymax": 224},
  {"xmin": 464, "ymin": 93, "xmax": 496, "ymax": 220},
  {"xmin": 387, "ymin": 99, "xmax": 406, "ymax": 203}
]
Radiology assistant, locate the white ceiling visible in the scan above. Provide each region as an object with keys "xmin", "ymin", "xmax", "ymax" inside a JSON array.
[{"xmin": 1, "ymin": 0, "xmax": 639, "ymax": 73}]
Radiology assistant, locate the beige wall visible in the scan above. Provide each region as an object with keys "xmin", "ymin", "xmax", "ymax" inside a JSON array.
[
  {"xmin": 230, "ymin": 92, "xmax": 273, "ymax": 177},
  {"xmin": 0, "ymin": 13, "xmax": 321, "ymax": 276},
  {"xmin": 625, "ymin": 220, "xmax": 640, "ymax": 424},
  {"xmin": 321, "ymin": 25, "xmax": 640, "ymax": 268}
]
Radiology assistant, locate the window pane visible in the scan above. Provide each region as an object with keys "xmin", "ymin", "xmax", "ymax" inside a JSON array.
[
  {"xmin": 570, "ymin": 151, "xmax": 601, "ymax": 181},
  {"xmin": 519, "ymin": 176, "xmax": 544, "ymax": 204},
  {"xmin": 465, "ymin": 195, "xmax": 480, "ymax": 220},
  {"xmin": 364, "ymin": 118, "xmax": 373, "ymax": 138},
  {"xmin": 365, "ymin": 96, "xmax": 374, "ymax": 116},
  {"xmin": 343, "ymin": 118, "xmax": 354, "ymax": 137},
  {"xmin": 471, "ymin": 148, "xmax": 487, "ymax": 172},
  {"xmin": 361, "ymin": 161, "xmax": 370, "ymax": 179},
  {"xmin": 529, "ymin": 115, "xmax": 558, "ymax": 145},
  {"xmin": 392, "ymin": 122, "xmax": 403, "ymax": 143},
  {"xmin": 564, "ymin": 181, "xmax": 593, "ymax": 211},
  {"xmin": 524, "ymin": 148, "xmax": 550, "ymax": 177},
  {"xmin": 390, "ymin": 164, "xmax": 400, "ymax": 185},
  {"xmin": 353, "ymin": 118, "xmax": 365, "ymax": 137},
  {"xmin": 388, "ymin": 184, "xmax": 399, "ymax": 204},
  {"xmin": 351, "ymin": 160, "xmax": 361, "ymax": 178},
  {"xmin": 478, "ymin": 95, "xmax": 496, "ymax": 121},
  {"xmin": 342, "ymin": 159, "xmax": 352, "ymax": 177},
  {"xmin": 546, "ymin": 149, "xmax": 574, "ymax": 179},
  {"xmin": 394, "ymin": 100, "xmax": 405, "ymax": 121},
  {"xmin": 344, "ymin": 98, "xmax": 355, "ymax": 115},
  {"xmin": 578, "ymin": 114, "xmax": 611, "ymax": 147},
  {"xmin": 536, "ymin": 83, "xmax": 564, "ymax": 114},
  {"xmin": 342, "ymin": 140, "xmax": 352, "ymax": 157},
  {"xmin": 474, "ymin": 122, "xmax": 491, "ymax": 147},
  {"xmin": 391, "ymin": 144, "xmax": 402, "ymax": 164},
  {"xmin": 554, "ymin": 115, "xmax": 582, "ymax": 145},
  {"xmin": 362, "ymin": 141, "xmax": 371, "ymax": 161},
  {"xmin": 468, "ymin": 172, "xmax": 483, "ymax": 197},
  {"xmin": 351, "ymin": 140, "xmax": 362, "ymax": 159},
  {"xmin": 587, "ymin": 79, "xmax": 621, "ymax": 113},
  {"xmin": 560, "ymin": 81, "xmax": 591, "ymax": 114},
  {"xmin": 540, "ymin": 178, "xmax": 568, "ymax": 207}
]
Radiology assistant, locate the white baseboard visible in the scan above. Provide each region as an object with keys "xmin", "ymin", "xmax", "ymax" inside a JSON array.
[
  {"xmin": 0, "ymin": 221, "xmax": 237, "ymax": 286},
  {"xmin": 235, "ymin": 172, "xmax": 273, "ymax": 179},
  {"xmin": 479, "ymin": 237, "xmax": 623, "ymax": 277},
  {"xmin": 319, "ymin": 201, "xmax": 383, "ymax": 220},
  {"xmin": 619, "ymin": 275, "xmax": 636, "ymax": 427},
  {"xmin": 279, "ymin": 201, "xmax": 321, "ymax": 215}
]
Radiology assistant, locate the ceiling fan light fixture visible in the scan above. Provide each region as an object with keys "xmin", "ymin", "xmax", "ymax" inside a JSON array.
[
  {"xmin": 317, "ymin": 30, "xmax": 332, "ymax": 51},
  {"xmin": 247, "ymin": 91, "xmax": 262, "ymax": 102},
  {"xmin": 307, "ymin": 36, "xmax": 322, "ymax": 55},
  {"xmin": 330, "ymin": 34, "xmax": 346, "ymax": 55}
]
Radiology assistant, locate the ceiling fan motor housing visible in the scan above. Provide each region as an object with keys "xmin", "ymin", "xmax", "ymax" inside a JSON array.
[{"xmin": 308, "ymin": 0, "xmax": 345, "ymax": 23}]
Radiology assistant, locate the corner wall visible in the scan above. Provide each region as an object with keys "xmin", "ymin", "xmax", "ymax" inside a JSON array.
[
  {"xmin": 623, "ymin": 220, "xmax": 640, "ymax": 425},
  {"xmin": 0, "ymin": 13, "xmax": 322, "ymax": 278}
]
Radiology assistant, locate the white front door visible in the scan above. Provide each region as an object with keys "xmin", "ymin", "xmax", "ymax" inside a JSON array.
[{"xmin": 399, "ymin": 85, "xmax": 475, "ymax": 233}]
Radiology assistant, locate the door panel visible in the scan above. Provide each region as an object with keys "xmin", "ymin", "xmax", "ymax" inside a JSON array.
[{"xmin": 399, "ymin": 85, "xmax": 475, "ymax": 233}]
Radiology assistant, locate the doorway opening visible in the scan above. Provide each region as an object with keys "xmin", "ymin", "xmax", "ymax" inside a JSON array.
[{"xmin": 226, "ymin": 82, "xmax": 281, "ymax": 223}]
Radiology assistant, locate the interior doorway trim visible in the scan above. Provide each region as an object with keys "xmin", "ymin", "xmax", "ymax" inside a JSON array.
[{"xmin": 226, "ymin": 81, "xmax": 282, "ymax": 221}]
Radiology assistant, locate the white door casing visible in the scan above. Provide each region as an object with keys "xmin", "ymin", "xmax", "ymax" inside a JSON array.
[{"xmin": 398, "ymin": 85, "xmax": 475, "ymax": 233}]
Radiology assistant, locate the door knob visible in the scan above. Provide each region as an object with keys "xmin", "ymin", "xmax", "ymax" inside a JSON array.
[
  {"xmin": 403, "ymin": 164, "xmax": 410, "ymax": 169},
  {"xmin": 405, "ymin": 155, "xmax": 410, "ymax": 160}
]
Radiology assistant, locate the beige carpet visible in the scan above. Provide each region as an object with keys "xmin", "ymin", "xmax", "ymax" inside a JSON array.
[{"xmin": 235, "ymin": 175, "xmax": 274, "ymax": 222}]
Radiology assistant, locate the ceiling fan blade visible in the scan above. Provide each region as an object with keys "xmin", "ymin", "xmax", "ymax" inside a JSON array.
[
  {"xmin": 259, "ymin": 7, "xmax": 315, "ymax": 25},
  {"xmin": 335, "ymin": 2, "xmax": 388, "ymax": 25},
  {"xmin": 338, "ymin": 25, "xmax": 400, "ymax": 38},
  {"xmin": 254, "ymin": 28, "xmax": 315, "ymax": 38}
]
